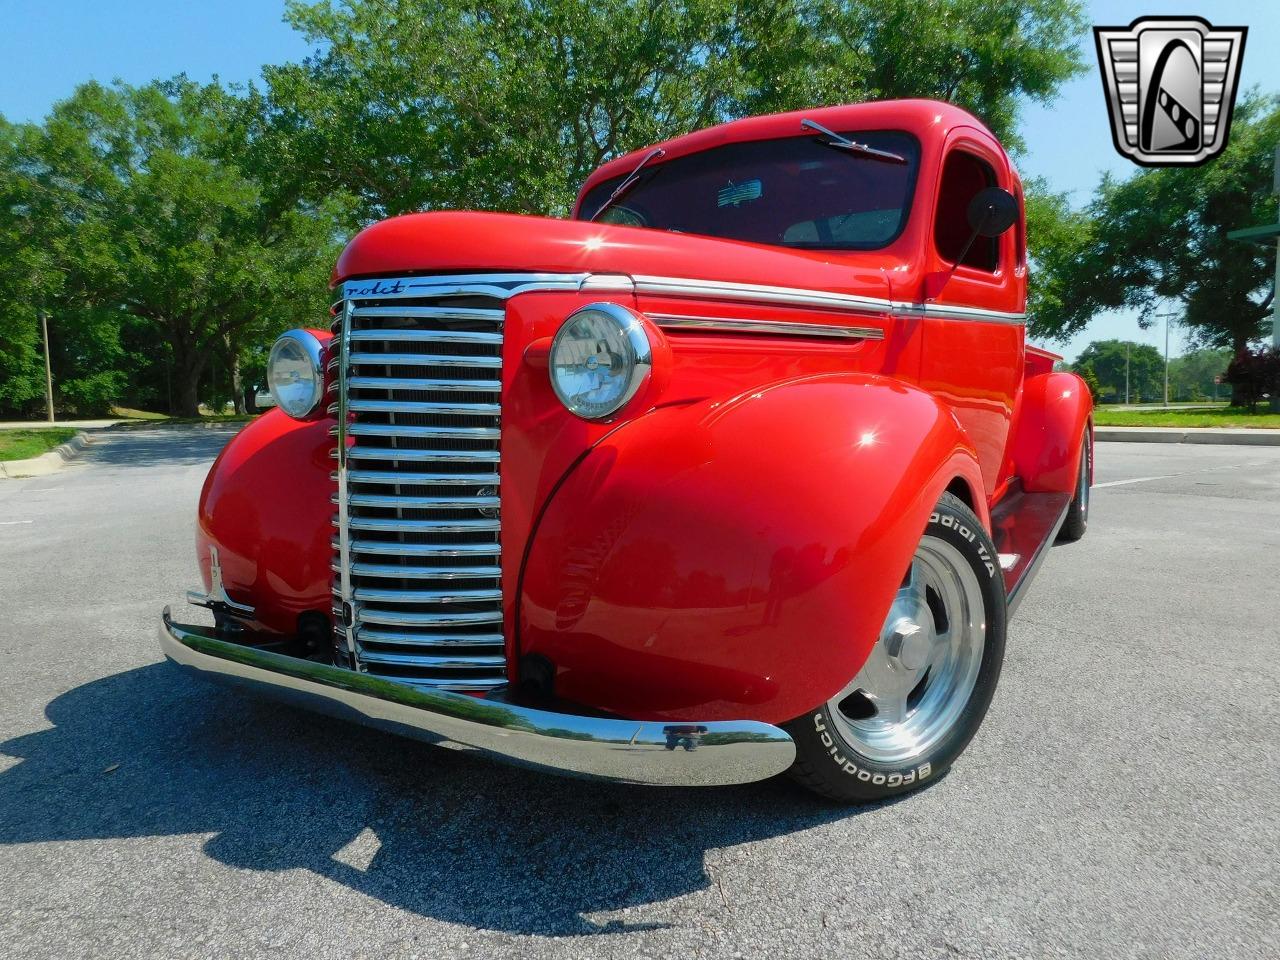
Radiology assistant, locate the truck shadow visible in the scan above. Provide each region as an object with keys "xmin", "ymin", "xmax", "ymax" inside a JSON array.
[{"xmin": 0, "ymin": 664, "xmax": 876, "ymax": 936}]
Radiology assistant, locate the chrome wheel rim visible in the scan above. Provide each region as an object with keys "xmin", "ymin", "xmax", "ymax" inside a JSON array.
[{"xmin": 828, "ymin": 536, "xmax": 987, "ymax": 764}]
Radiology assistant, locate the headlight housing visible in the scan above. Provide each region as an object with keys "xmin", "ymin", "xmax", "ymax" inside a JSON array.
[
  {"xmin": 267, "ymin": 330, "xmax": 324, "ymax": 420},
  {"xmin": 549, "ymin": 303, "xmax": 653, "ymax": 420}
]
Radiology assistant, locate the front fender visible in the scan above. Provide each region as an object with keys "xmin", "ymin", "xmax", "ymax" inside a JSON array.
[
  {"xmin": 518, "ymin": 373, "xmax": 986, "ymax": 725},
  {"xmin": 196, "ymin": 410, "xmax": 335, "ymax": 635}
]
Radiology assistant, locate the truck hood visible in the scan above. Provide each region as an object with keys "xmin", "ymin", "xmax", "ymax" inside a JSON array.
[{"xmin": 334, "ymin": 211, "xmax": 893, "ymax": 303}]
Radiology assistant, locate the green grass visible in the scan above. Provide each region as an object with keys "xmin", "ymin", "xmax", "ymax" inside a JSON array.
[
  {"xmin": 1094, "ymin": 406, "xmax": 1280, "ymax": 428},
  {"xmin": 109, "ymin": 406, "xmax": 255, "ymax": 427},
  {"xmin": 0, "ymin": 428, "xmax": 78, "ymax": 461}
]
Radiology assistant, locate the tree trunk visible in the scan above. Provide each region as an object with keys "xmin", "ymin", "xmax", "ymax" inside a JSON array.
[
  {"xmin": 1229, "ymin": 333, "xmax": 1249, "ymax": 408},
  {"xmin": 226, "ymin": 332, "xmax": 245, "ymax": 415},
  {"xmin": 170, "ymin": 333, "xmax": 207, "ymax": 417}
]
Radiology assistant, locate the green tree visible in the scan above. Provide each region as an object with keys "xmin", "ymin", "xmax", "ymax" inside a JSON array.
[
  {"xmin": 1169, "ymin": 347, "xmax": 1232, "ymax": 402},
  {"xmin": 2, "ymin": 1, "xmax": 1089, "ymax": 415},
  {"xmin": 0, "ymin": 80, "xmax": 347, "ymax": 416},
  {"xmin": 1024, "ymin": 179, "xmax": 1093, "ymax": 342},
  {"xmin": 0, "ymin": 117, "xmax": 54, "ymax": 413},
  {"xmin": 776, "ymin": 0, "xmax": 1088, "ymax": 153},
  {"xmin": 1032, "ymin": 94, "xmax": 1280, "ymax": 364},
  {"xmin": 1076, "ymin": 363, "xmax": 1102, "ymax": 403},
  {"xmin": 1072, "ymin": 340, "xmax": 1163, "ymax": 404},
  {"xmin": 263, "ymin": 0, "xmax": 1086, "ymax": 220}
]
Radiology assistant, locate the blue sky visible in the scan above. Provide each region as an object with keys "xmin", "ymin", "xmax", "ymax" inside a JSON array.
[{"xmin": 3, "ymin": 0, "xmax": 1276, "ymax": 360}]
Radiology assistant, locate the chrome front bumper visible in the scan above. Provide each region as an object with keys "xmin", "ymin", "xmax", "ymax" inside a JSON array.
[{"xmin": 159, "ymin": 609, "xmax": 795, "ymax": 787}]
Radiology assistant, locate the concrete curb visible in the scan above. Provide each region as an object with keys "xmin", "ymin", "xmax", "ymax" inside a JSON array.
[
  {"xmin": 0, "ymin": 431, "xmax": 93, "ymax": 479},
  {"xmin": 1096, "ymin": 427, "xmax": 1280, "ymax": 446}
]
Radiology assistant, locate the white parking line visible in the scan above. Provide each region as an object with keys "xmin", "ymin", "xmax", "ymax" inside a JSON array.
[
  {"xmin": 1094, "ymin": 475, "xmax": 1174, "ymax": 488},
  {"xmin": 1094, "ymin": 458, "xmax": 1274, "ymax": 489},
  {"xmin": 0, "ymin": 520, "xmax": 33, "ymax": 525}
]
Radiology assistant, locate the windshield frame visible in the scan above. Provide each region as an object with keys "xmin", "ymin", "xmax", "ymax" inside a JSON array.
[{"xmin": 576, "ymin": 129, "xmax": 923, "ymax": 253}]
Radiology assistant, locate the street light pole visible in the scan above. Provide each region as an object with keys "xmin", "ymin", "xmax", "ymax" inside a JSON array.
[
  {"xmin": 1154, "ymin": 310, "xmax": 1178, "ymax": 407},
  {"xmin": 1125, "ymin": 342, "xmax": 1130, "ymax": 405},
  {"xmin": 40, "ymin": 310, "xmax": 55, "ymax": 424},
  {"xmin": 1165, "ymin": 315, "xmax": 1170, "ymax": 406}
]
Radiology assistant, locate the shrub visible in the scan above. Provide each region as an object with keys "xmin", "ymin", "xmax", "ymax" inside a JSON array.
[{"xmin": 1225, "ymin": 347, "xmax": 1280, "ymax": 411}]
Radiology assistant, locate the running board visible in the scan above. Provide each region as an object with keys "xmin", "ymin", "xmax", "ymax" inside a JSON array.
[{"xmin": 990, "ymin": 488, "xmax": 1072, "ymax": 615}]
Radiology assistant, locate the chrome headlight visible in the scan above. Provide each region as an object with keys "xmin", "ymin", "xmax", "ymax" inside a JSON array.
[
  {"xmin": 549, "ymin": 303, "xmax": 652, "ymax": 420},
  {"xmin": 267, "ymin": 330, "xmax": 324, "ymax": 419}
]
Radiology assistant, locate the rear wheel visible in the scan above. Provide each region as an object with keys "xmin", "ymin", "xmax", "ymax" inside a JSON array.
[
  {"xmin": 785, "ymin": 493, "xmax": 1006, "ymax": 802},
  {"xmin": 1057, "ymin": 429, "xmax": 1091, "ymax": 543}
]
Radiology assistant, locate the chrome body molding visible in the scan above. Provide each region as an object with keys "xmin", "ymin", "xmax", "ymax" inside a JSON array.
[
  {"xmin": 635, "ymin": 274, "xmax": 1025, "ymax": 324},
  {"xmin": 337, "ymin": 272, "xmax": 1025, "ymax": 325},
  {"xmin": 632, "ymin": 274, "xmax": 894, "ymax": 315},
  {"xmin": 650, "ymin": 313, "xmax": 885, "ymax": 341},
  {"xmin": 908, "ymin": 301, "xmax": 1027, "ymax": 324},
  {"xmin": 159, "ymin": 610, "xmax": 796, "ymax": 787}
]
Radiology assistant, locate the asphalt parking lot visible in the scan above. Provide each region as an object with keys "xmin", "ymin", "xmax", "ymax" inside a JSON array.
[{"xmin": 1, "ymin": 426, "xmax": 1277, "ymax": 960}]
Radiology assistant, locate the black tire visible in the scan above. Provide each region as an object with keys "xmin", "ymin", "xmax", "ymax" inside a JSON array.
[
  {"xmin": 1056, "ymin": 429, "xmax": 1091, "ymax": 543},
  {"xmin": 784, "ymin": 492, "xmax": 1007, "ymax": 803}
]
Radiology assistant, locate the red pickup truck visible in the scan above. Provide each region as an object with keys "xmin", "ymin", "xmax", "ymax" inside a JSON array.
[{"xmin": 160, "ymin": 99, "xmax": 1092, "ymax": 802}]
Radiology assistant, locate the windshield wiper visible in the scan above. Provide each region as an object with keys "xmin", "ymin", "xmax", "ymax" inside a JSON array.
[
  {"xmin": 589, "ymin": 147, "xmax": 667, "ymax": 222},
  {"xmin": 801, "ymin": 119, "xmax": 907, "ymax": 165}
]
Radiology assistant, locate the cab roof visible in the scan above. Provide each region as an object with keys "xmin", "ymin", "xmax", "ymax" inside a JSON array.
[{"xmin": 575, "ymin": 99, "xmax": 1005, "ymax": 215}]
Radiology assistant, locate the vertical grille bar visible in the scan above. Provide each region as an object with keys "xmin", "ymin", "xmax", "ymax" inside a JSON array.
[{"xmin": 335, "ymin": 298, "xmax": 359, "ymax": 668}]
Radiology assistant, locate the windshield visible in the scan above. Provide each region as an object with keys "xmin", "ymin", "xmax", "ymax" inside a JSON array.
[{"xmin": 577, "ymin": 130, "xmax": 920, "ymax": 251}]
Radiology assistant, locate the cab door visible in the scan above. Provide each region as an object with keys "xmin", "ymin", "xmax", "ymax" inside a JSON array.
[{"xmin": 918, "ymin": 133, "xmax": 1025, "ymax": 500}]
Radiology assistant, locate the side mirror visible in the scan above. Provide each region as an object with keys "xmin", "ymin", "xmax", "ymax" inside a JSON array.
[
  {"xmin": 966, "ymin": 186, "xmax": 1019, "ymax": 238},
  {"xmin": 925, "ymin": 186, "xmax": 1020, "ymax": 301}
]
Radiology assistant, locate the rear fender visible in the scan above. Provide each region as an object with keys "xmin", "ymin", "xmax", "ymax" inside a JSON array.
[
  {"xmin": 1012, "ymin": 372, "xmax": 1093, "ymax": 493},
  {"xmin": 518, "ymin": 373, "xmax": 987, "ymax": 725}
]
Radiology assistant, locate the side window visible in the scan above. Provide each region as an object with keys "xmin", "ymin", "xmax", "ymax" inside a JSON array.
[
  {"xmin": 1013, "ymin": 183, "xmax": 1026, "ymax": 269},
  {"xmin": 935, "ymin": 150, "xmax": 999, "ymax": 271}
]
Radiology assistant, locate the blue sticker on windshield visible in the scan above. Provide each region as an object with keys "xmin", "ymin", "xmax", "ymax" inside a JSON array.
[{"xmin": 717, "ymin": 179, "xmax": 763, "ymax": 208}]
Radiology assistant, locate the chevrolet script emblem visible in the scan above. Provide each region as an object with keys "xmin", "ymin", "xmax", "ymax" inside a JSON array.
[{"xmin": 1094, "ymin": 16, "xmax": 1247, "ymax": 167}]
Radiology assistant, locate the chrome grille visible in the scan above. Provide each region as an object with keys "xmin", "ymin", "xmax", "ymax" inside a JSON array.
[{"xmin": 331, "ymin": 287, "xmax": 507, "ymax": 692}]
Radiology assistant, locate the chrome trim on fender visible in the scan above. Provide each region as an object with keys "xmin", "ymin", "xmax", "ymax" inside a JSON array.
[
  {"xmin": 650, "ymin": 313, "xmax": 885, "ymax": 341},
  {"xmin": 159, "ymin": 610, "xmax": 796, "ymax": 787},
  {"xmin": 186, "ymin": 545, "xmax": 255, "ymax": 620}
]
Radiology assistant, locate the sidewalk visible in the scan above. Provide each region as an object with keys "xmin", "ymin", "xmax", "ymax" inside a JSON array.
[
  {"xmin": 0, "ymin": 418, "xmax": 129, "ymax": 432},
  {"xmin": 1096, "ymin": 426, "xmax": 1280, "ymax": 445}
]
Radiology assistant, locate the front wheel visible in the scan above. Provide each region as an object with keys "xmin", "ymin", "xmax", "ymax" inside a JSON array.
[{"xmin": 785, "ymin": 492, "xmax": 1007, "ymax": 802}]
